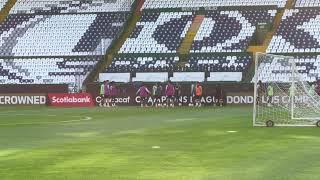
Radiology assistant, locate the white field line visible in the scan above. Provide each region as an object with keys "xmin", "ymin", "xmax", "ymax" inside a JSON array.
[
  {"xmin": 0, "ymin": 108, "xmax": 74, "ymax": 115},
  {"xmin": 167, "ymin": 118, "xmax": 198, "ymax": 122},
  {"xmin": 0, "ymin": 116, "xmax": 92, "ymax": 126}
]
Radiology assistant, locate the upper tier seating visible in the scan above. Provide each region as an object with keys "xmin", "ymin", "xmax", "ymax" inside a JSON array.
[
  {"xmin": 0, "ymin": 0, "xmax": 7, "ymax": 11},
  {"xmin": 295, "ymin": 0, "xmax": 320, "ymax": 7},
  {"xmin": 191, "ymin": 10, "xmax": 276, "ymax": 53},
  {"xmin": 0, "ymin": 56, "xmax": 100, "ymax": 85},
  {"xmin": 119, "ymin": 11, "xmax": 194, "ymax": 54},
  {"xmin": 0, "ymin": 13, "xmax": 128, "ymax": 56},
  {"xmin": 10, "ymin": 0, "xmax": 133, "ymax": 14},
  {"xmin": 256, "ymin": 55, "xmax": 320, "ymax": 83},
  {"xmin": 142, "ymin": 0, "xmax": 287, "ymax": 9},
  {"xmin": 267, "ymin": 9, "xmax": 320, "ymax": 53},
  {"xmin": 106, "ymin": 55, "xmax": 180, "ymax": 73},
  {"xmin": 184, "ymin": 54, "xmax": 252, "ymax": 72}
]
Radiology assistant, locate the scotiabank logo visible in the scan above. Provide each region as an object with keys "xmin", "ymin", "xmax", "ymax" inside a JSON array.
[
  {"xmin": 52, "ymin": 96, "xmax": 92, "ymax": 103},
  {"xmin": 48, "ymin": 93, "xmax": 94, "ymax": 107},
  {"xmin": 0, "ymin": 94, "xmax": 46, "ymax": 105}
]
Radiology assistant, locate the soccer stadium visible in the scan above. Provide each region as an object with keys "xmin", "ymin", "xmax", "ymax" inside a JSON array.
[{"xmin": 1, "ymin": 0, "xmax": 320, "ymax": 179}]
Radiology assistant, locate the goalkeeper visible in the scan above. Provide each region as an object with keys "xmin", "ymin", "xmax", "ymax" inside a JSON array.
[{"xmin": 267, "ymin": 84, "xmax": 273, "ymax": 107}]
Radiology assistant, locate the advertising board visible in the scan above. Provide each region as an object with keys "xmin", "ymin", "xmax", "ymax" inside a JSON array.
[{"xmin": 48, "ymin": 93, "xmax": 94, "ymax": 107}]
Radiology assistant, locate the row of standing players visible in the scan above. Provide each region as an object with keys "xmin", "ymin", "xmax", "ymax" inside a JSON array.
[{"xmin": 99, "ymin": 81, "xmax": 203, "ymax": 107}]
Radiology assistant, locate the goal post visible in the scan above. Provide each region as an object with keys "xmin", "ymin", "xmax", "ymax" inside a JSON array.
[{"xmin": 253, "ymin": 53, "xmax": 320, "ymax": 127}]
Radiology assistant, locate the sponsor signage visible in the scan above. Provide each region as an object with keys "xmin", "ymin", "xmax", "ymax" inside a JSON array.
[
  {"xmin": 226, "ymin": 92, "xmax": 254, "ymax": 104},
  {"xmin": 95, "ymin": 95, "xmax": 218, "ymax": 106},
  {"xmin": 48, "ymin": 93, "xmax": 94, "ymax": 107},
  {"xmin": 226, "ymin": 92, "xmax": 311, "ymax": 104},
  {"xmin": 0, "ymin": 94, "xmax": 46, "ymax": 105}
]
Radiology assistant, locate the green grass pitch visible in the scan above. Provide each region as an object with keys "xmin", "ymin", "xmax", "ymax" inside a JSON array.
[{"xmin": 0, "ymin": 106, "xmax": 320, "ymax": 180}]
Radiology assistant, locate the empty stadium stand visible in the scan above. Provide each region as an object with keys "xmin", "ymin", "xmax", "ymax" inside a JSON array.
[
  {"xmin": 257, "ymin": 55, "xmax": 320, "ymax": 82},
  {"xmin": 106, "ymin": 55, "xmax": 179, "ymax": 72},
  {"xmin": 191, "ymin": 10, "xmax": 276, "ymax": 53},
  {"xmin": 4, "ymin": 0, "xmax": 320, "ymax": 86},
  {"xmin": 100, "ymin": 0, "xmax": 283, "ymax": 83},
  {"xmin": 101, "ymin": 54, "xmax": 252, "ymax": 82},
  {"xmin": 119, "ymin": 9, "xmax": 276, "ymax": 54},
  {"xmin": 267, "ymin": 8, "xmax": 320, "ymax": 53},
  {"xmin": 0, "ymin": 0, "xmax": 8, "ymax": 11},
  {"xmin": 0, "ymin": 0, "xmax": 133, "ymax": 89},
  {"xmin": 295, "ymin": 0, "xmax": 320, "ymax": 7},
  {"xmin": 0, "ymin": 13, "xmax": 129, "ymax": 56},
  {"xmin": 185, "ymin": 54, "xmax": 252, "ymax": 73},
  {"xmin": 142, "ymin": 0, "xmax": 287, "ymax": 9},
  {"xmin": 119, "ymin": 11, "xmax": 195, "ymax": 54},
  {"xmin": 10, "ymin": 0, "xmax": 133, "ymax": 14},
  {"xmin": 0, "ymin": 56, "xmax": 99, "ymax": 85}
]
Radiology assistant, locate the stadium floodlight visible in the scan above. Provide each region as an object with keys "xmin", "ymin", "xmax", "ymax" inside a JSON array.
[{"xmin": 253, "ymin": 53, "xmax": 320, "ymax": 127}]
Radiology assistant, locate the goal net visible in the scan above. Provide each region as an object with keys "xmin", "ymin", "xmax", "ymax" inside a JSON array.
[{"xmin": 253, "ymin": 53, "xmax": 320, "ymax": 127}]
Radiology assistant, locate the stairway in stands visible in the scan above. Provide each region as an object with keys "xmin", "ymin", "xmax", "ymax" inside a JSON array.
[
  {"xmin": 244, "ymin": 0, "xmax": 295, "ymax": 82},
  {"xmin": 83, "ymin": 0, "xmax": 144, "ymax": 88},
  {"xmin": 0, "ymin": 0, "xmax": 17, "ymax": 22},
  {"xmin": 247, "ymin": 0, "xmax": 294, "ymax": 54},
  {"xmin": 178, "ymin": 15, "xmax": 205, "ymax": 62}
]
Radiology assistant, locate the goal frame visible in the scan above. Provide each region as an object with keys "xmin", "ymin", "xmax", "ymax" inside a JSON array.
[{"xmin": 253, "ymin": 52, "xmax": 320, "ymax": 127}]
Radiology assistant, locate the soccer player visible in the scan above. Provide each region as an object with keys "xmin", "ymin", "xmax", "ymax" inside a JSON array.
[
  {"xmin": 109, "ymin": 81, "xmax": 117, "ymax": 107},
  {"xmin": 103, "ymin": 80, "xmax": 110, "ymax": 107},
  {"xmin": 136, "ymin": 83, "xmax": 150, "ymax": 107},
  {"xmin": 189, "ymin": 82, "xmax": 196, "ymax": 106},
  {"xmin": 99, "ymin": 81, "xmax": 105, "ymax": 107},
  {"xmin": 152, "ymin": 83, "xmax": 157, "ymax": 106},
  {"xmin": 315, "ymin": 80, "xmax": 320, "ymax": 96},
  {"xmin": 267, "ymin": 84, "xmax": 274, "ymax": 107},
  {"xmin": 165, "ymin": 81, "xmax": 175, "ymax": 107},
  {"xmin": 195, "ymin": 82, "xmax": 203, "ymax": 107},
  {"xmin": 257, "ymin": 80, "xmax": 263, "ymax": 105},
  {"xmin": 175, "ymin": 83, "xmax": 182, "ymax": 106},
  {"xmin": 152, "ymin": 83, "xmax": 162, "ymax": 107}
]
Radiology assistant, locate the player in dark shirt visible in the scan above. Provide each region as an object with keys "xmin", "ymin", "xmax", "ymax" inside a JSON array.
[{"xmin": 175, "ymin": 83, "xmax": 182, "ymax": 106}]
